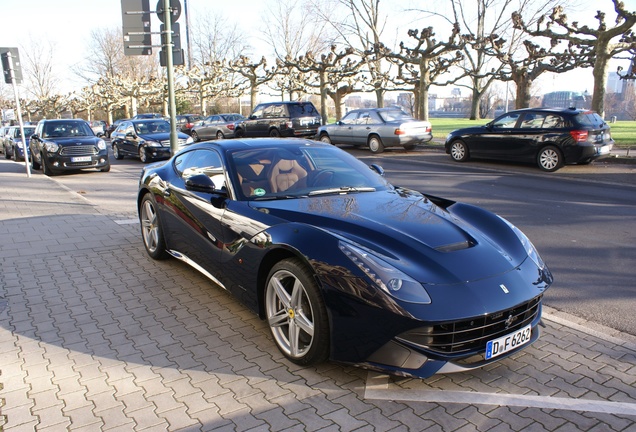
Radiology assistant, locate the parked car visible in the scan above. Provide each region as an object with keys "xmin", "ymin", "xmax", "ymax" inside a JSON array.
[
  {"xmin": 137, "ymin": 138, "xmax": 552, "ymax": 379},
  {"xmin": 444, "ymin": 107, "xmax": 615, "ymax": 172},
  {"xmin": 105, "ymin": 118, "xmax": 127, "ymax": 138},
  {"xmin": 89, "ymin": 120, "xmax": 108, "ymax": 137},
  {"xmin": 175, "ymin": 114, "xmax": 204, "ymax": 135},
  {"xmin": 190, "ymin": 113, "xmax": 245, "ymax": 141},
  {"xmin": 0, "ymin": 126, "xmax": 10, "ymax": 154},
  {"xmin": 317, "ymin": 108, "xmax": 433, "ymax": 153},
  {"xmin": 4, "ymin": 125, "xmax": 36, "ymax": 161},
  {"xmin": 110, "ymin": 119, "xmax": 193, "ymax": 162},
  {"xmin": 234, "ymin": 101, "xmax": 321, "ymax": 138},
  {"xmin": 29, "ymin": 119, "xmax": 110, "ymax": 175}
]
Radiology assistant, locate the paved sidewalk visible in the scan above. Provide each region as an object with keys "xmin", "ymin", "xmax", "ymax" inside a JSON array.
[{"xmin": 1, "ymin": 166, "xmax": 636, "ymax": 431}]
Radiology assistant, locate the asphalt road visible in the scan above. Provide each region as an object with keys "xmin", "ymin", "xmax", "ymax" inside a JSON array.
[{"xmin": 9, "ymin": 144, "xmax": 636, "ymax": 336}]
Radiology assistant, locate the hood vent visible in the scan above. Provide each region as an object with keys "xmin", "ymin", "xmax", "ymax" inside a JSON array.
[{"xmin": 435, "ymin": 240, "xmax": 474, "ymax": 253}]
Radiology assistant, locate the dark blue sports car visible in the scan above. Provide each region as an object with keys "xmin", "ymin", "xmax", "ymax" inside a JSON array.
[{"xmin": 137, "ymin": 138, "xmax": 553, "ymax": 378}]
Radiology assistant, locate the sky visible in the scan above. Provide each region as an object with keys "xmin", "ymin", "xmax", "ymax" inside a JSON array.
[{"xmin": 1, "ymin": 0, "xmax": 635, "ymax": 100}]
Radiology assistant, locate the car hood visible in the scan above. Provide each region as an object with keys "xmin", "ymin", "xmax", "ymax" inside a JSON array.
[
  {"xmin": 249, "ymin": 189, "xmax": 525, "ymax": 285},
  {"xmin": 43, "ymin": 136, "xmax": 101, "ymax": 145},
  {"xmin": 138, "ymin": 132, "xmax": 189, "ymax": 142}
]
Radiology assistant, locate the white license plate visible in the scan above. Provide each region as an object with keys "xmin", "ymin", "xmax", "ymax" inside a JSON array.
[
  {"xmin": 598, "ymin": 145, "xmax": 611, "ymax": 155},
  {"xmin": 71, "ymin": 156, "xmax": 92, "ymax": 162},
  {"xmin": 485, "ymin": 324, "xmax": 532, "ymax": 360}
]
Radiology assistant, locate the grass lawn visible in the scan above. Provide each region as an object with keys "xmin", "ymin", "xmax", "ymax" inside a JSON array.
[{"xmin": 430, "ymin": 118, "xmax": 636, "ymax": 148}]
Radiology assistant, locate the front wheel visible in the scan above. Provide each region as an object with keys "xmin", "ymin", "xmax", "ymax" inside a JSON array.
[
  {"xmin": 216, "ymin": 131, "xmax": 224, "ymax": 140},
  {"xmin": 100, "ymin": 163, "xmax": 111, "ymax": 172},
  {"xmin": 139, "ymin": 194, "xmax": 168, "ymax": 260},
  {"xmin": 265, "ymin": 258, "xmax": 329, "ymax": 366},
  {"xmin": 450, "ymin": 140, "xmax": 469, "ymax": 162},
  {"xmin": 42, "ymin": 155, "xmax": 56, "ymax": 176},
  {"xmin": 235, "ymin": 128, "xmax": 245, "ymax": 138},
  {"xmin": 113, "ymin": 144, "xmax": 124, "ymax": 160},
  {"xmin": 139, "ymin": 146, "xmax": 149, "ymax": 163},
  {"xmin": 191, "ymin": 131, "xmax": 200, "ymax": 142},
  {"xmin": 368, "ymin": 135, "xmax": 385, "ymax": 154},
  {"xmin": 31, "ymin": 154, "xmax": 41, "ymax": 170},
  {"xmin": 318, "ymin": 133, "xmax": 332, "ymax": 144},
  {"xmin": 537, "ymin": 146, "xmax": 562, "ymax": 172}
]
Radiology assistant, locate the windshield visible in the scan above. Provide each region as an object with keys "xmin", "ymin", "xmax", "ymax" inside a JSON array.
[
  {"xmin": 15, "ymin": 127, "xmax": 36, "ymax": 138},
  {"xmin": 229, "ymin": 144, "xmax": 390, "ymax": 200},
  {"xmin": 134, "ymin": 120, "xmax": 171, "ymax": 134},
  {"xmin": 42, "ymin": 122, "xmax": 94, "ymax": 138}
]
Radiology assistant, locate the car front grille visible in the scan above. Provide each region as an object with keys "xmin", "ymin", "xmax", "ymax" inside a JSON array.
[
  {"xmin": 160, "ymin": 139, "xmax": 189, "ymax": 147},
  {"xmin": 60, "ymin": 145, "xmax": 98, "ymax": 156},
  {"xmin": 396, "ymin": 295, "xmax": 542, "ymax": 357}
]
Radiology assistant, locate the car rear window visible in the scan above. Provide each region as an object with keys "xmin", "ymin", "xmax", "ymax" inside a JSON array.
[
  {"xmin": 575, "ymin": 112, "xmax": 605, "ymax": 128},
  {"xmin": 289, "ymin": 103, "xmax": 319, "ymax": 117}
]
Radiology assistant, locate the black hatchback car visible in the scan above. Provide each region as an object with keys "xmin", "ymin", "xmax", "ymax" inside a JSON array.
[
  {"xmin": 234, "ymin": 101, "xmax": 321, "ymax": 138},
  {"xmin": 444, "ymin": 108, "xmax": 614, "ymax": 171},
  {"xmin": 29, "ymin": 119, "xmax": 110, "ymax": 176}
]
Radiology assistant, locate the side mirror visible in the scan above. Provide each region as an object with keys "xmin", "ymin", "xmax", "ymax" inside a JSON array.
[
  {"xmin": 369, "ymin": 164, "xmax": 385, "ymax": 176},
  {"xmin": 125, "ymin": 132, "xmax": 136, "ymax": 139},
  {"xmin": 185, "ymin": 174, "xmax": 227, "ymax": 197}
]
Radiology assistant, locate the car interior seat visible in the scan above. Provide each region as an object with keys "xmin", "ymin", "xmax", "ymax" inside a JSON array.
[{"xmin": 269, "ymin": 159, "xmax": 307, "ymax": 193}]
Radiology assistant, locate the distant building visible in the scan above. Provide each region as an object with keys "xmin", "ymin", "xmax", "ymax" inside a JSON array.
[
  {"xmin": 542, "ymin": 91, "xmax": 591, "ymax": 109},
  {"xmin": 607, "ymin": 72, "xmax": 623, "ymax": 94}
]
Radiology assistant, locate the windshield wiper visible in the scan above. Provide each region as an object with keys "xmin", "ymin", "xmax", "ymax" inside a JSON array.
[{"xmin": 308, "ymin": 186, "xmax": 376, "ymax": 196}]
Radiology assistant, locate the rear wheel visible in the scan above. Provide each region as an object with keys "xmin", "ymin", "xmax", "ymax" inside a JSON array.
[
  {"xmin": 139, "ymin": 194, "xmax": 168, "ymax": 260},
  {"xmin": 216, "ymin": 131, "xmax": 224, "ymax": 140},
  {"xmin": 235, "ymin": 128, "xmax": 245, "ymax": 138},
  {"xmin": 368, "ymin": 135, "xmax": 384, "ymax": 154},
  {"xmin": 265, "ymin": 258, "xmax": 329, "ymax": 366},
  {"xmin": 269, "ymin": 128, "xmax": 281, "ymax": 137},
  {"xmin": 537, "ymin": 146, "xmax": 562, "ymax": 172},
  {"xmin": 450, "ymin": 140, "xmax": 469, "ymax": 162}
]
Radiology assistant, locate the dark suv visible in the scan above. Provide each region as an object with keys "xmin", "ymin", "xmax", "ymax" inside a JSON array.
[
  {"xmin": 234, "ymin": 101, "xmax": 321, "ymax": 138},
  {"xmin": 444, "ymin": 107, "xmax": 614, "ymax": 172},
  {"xmin": 29, "ymin": 119, "xmax": 110, "ymax": 175}
]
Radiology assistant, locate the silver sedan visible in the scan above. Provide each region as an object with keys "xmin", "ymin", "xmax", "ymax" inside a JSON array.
[
  {"xmin": 316, "ymin": 108, "xmax": 432, "ymax": 153},
  {"xmin": 191, "ymin": 113, "xmax": 245, "ymax": 141}
]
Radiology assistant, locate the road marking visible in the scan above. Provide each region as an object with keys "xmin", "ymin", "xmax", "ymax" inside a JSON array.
[
  {"xmin": 114, "ymin": 219, "xmax": 139, "ymax": 225},
  {"xmin": 364, "ymin": 373, "xmax": 636, "ymax": 415}
]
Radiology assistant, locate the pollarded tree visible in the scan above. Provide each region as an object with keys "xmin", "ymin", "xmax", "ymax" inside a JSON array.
[
  {"xmin": 512, "ymin": 0, "xmax": 636, "ymax": 117},
  {"xmin": 227, "ymin": 56, "xmax": 276, "ymax": 111},
  {"xmin": 390, "ymin": 24, "xmax": 468, "ymax": 120}
]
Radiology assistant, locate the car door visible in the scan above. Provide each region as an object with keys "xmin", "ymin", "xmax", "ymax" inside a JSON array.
[
  {"xmin": 120, "ymin": 122, "xmax": 138, "ymax": 156},
  {"xmin": 350, "ymin": 110, "xmax": 380, "ymax": 146},
  {"xmin": 471, "ymin": 112, "xmax": 522, "ymax": 158},
  {"xmin": 244, "ymin": 104, "xmax": 266, "ymax": 137},
  {"xmin": 328, "ymin": 111, "xmax": 358, "ymax": 144},
  {"xmin": 161, "ymin": 148, "xmax": 228, "ymax": 280}
]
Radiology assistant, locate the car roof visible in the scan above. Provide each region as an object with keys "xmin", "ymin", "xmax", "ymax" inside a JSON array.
[
  {"xmin": 185, "ymin": 138, "xmax": 325, "ymax": 152},
  {"xmin": 508, "ymin": 107, "xmax": 592, "ymax": 116}
]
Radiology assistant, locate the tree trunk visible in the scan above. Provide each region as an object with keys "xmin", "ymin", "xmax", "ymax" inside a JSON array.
[
  {"xmin": 514, "ymin": 73, "xmax": 532, "ymax": 109},
  {"xmin": 418, "ymin": 61, "xmax": 430, "ymax": 121},
  {"xmin": 469, "ymin": 85, "xmax": 481, "ymax": 120},
  {"xmin": 591, "ymin": 45, "xmax": 611, "ymax": 118},
  {"xmin": 319, "ymin": 70, "xmax": 328, "ymax": 125}
]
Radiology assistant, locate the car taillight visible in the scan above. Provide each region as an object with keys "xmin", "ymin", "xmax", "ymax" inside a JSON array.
[
  {"xmin": 569, "ymin": 130, "xmax": 588, "ymax": 142},
  {"xmin": 227, "ymin": 124, "xmax": 235, "ymax": 131},
  {"xmin": 395, "ymin": 128, "xmax": 406, "ymax": 135},
  {"xmin": 285, "ymin": 121, "xmax": 293, "ymax": 129},
  {"xmin": 186, "ymin": 122, "xmax": 194, "ymax": 129}
]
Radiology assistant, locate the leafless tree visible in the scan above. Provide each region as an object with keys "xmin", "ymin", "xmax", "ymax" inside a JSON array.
[
  {"xmin": 512, "ymin": 0, "xmax": 636, "ymax": 117},
  {"xmin": 20, "ymin": 38, "xmax": 60, "ymax": 111}
]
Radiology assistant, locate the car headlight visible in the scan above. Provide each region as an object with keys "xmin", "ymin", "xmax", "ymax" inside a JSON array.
[
  {"xmin": 97, "ymin": 139, "xmax": 106, "ymax": 150},
  {"xmin": 501, "ymin": 218, "xmax": 546, "ymax": 270},
  {"xmin": 339, "ymin": 240, "xmax": 431, "ymax": 304},
  {"xmin": 145, "ymin": 140, "xmax": 162, "ymax": 147},
  {"xmin": 43, "ymin": 141, "xmax": 59, "ymax": 153},
  {"xmin": 16, "ymin": 141, "xmax": 24, "ymax": 149}
]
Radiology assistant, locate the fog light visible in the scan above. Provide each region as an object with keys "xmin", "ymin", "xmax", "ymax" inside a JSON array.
[{"xmin": 53, "ymin": 161, "xmax": 60, "ymax": 167}]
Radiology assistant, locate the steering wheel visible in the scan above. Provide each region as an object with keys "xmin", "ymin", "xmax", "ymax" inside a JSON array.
[{"xmin": 309, "ymin": 169, "xmax": 335, "ymax": 187}]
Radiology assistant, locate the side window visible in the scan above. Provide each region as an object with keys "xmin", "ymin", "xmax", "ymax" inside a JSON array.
[
  {"xmin": 340, "ymin": 112, "xmax": 358, "ymax": 125},
  {"xmin": 520, "ymin": 113, "xmax": 547, "ymax": 129},
  {"xmin": 492, "ymin": 113, "xmax": 520, "ymax": 129},
  {"xmin": 174, "ymin": 149, "xmax": 226, "ymax": 190},
  {"xmin": 356, "ymin": 111, "xmax": 372, "ymax": 125},
  {"xmin": 263, "ymin": 104, "xmax": 285, "ymax": 118},
  {"xmin": 543, "ymin": 114, "xmax": 565, "ymax": 128},
  {"xmin": 251, "ymin": 105, "xmax": 264, "ymax": 119},
  {"xmin": 366, "ymin": 111, "xmax": 383, "ymax": 124}
]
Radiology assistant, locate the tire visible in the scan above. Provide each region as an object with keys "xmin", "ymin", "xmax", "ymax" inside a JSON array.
[
  {"xmin": 318, "ymin": 133, "xmax": 332, "ymax": 144},
  {"xmin": 12, "ymin": 147, "xmax": 21, "ymax": 161},
  {"xmin": 100, "ymin": 163, "xmax": 111, "ymax": 172},
  {"xmin": 139, "ymin": 146, "xmax": 149, "ymax": 163},
  {"xmin": 235, "ymin": 128, "xmax": 245, "ymax": 138},
  {"xmin": 4, "ymin": 145, "xmax": 10, "ymax": 159},
  {"xmin": 449, "ymin": 140, "xmax": 469, "ymax": 162},
  {"xmin": 113, "ymin": 144, "xmax": 124, "ymax": 160},
  {"xmin": 537, "ymin": 146, "xmax": 562, "ymax": 172},
  {"xmin": 269, "ymin": 128, "xmax": 281, "ymax": 137},
  {"xmin": 216, "ymin": 131, "xmax": 224, "ymax": 140},
  {"xmin": 139, "ymin": 194, "xmax": 168, "ymax": 260},
  {"xmin": 191, "ymin": 131, "xmax": 200, "ymax": 142},
  {"xmin": 42, "ymin": 154, "xmax": 56, "ymax": 176},
  {"xmin": 265, "ymin": 258, "xmax": 329, "ymax": 366},
  {"xmin": 368, "ymin": 135, "xmax": 384, "ymax": 154},
  {"xmin": 31, "ymin": 153, "xmax": 41, "ymax": 170}
]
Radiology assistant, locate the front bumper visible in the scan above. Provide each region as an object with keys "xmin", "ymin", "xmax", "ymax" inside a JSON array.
[
  {"xmin": 144, "ymin": 146, "xmax": 172, "ymax": 161},
  {"xmin": 45, "ymin": 153, "xmax": 110, "ymax": 170}
]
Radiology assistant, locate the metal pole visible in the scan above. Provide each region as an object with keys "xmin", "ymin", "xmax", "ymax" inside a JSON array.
[
  {"xmin": 184, "ymin": 0, "xmax": 192, "ymax": 70},
  {"xmin": 6, "ymin": 52, "xmax": 31, "ymax": 177},
  {"xmin": 163, "ymin": 0, "xmax": 179, "ymax": 155}
]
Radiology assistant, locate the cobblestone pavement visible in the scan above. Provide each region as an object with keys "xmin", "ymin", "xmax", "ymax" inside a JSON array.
[{"xmin": 1, "ymin": 166, "xmax": 635, "ymax": 431}]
